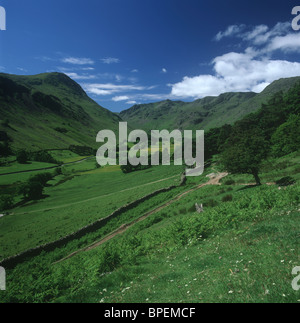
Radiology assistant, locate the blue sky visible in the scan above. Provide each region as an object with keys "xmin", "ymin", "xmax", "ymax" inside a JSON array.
[{"xmin": 0, "ymin": 0, "xmax": 300, "ymax": 112}]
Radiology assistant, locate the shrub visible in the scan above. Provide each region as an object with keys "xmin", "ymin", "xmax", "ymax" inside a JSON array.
[
  {"xmin": 203, "ymin": 199, "xmax": 219, "ymax": 208},
  {"xmin": 222, "ymin": 194, "xmax": 233, "ymax": 202},
  {"xmin": 275, "ymin": 176, "xmax": 296, "ymax": 187},
  {"xmin": 224, "ymin": 179, "xmax": 235, "ymax": 185},
  {"xmin": 29, "ymin": 151, "xmax": 59, "ymax": 164},
  {"xmin": 21, "ymin": 181, "xmax": 44, "ymax": 200},
  {"xmin": 54, "ymin": 167, "xmax": 62, "ymax": 176},
  {"xmin": 179, "ymin": 207, "xmax": 187, "ymax": 215},
  {"xmin": 0, "ymin": 195, "xmax": 14, "ymax": 211},
  {"xmin": 16, "ymin": 150, "xmax": 28, "ymax": 164},
  {"xmin": 29, "ymin": 173, "xmax": 53, "ymax": 186}
]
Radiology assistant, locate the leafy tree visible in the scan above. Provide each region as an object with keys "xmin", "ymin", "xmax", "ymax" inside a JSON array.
[
  {"xmin": 271, "ymin": 115, "xmax": 300, "ymax": 157},
  {"xmin": 20, "ymin": 181, "xmax": 44, "ymax": 200},
  {"xmin": 0, "ymin": 141, "xmax": 12, "ymax": 157},
  {"xmin": 16, "ymin": 150, "xmax": 28, "ymax": 164},
  {"xmin": 19, "ymin": 172, "xmax": 53, "ymax": 201},
  {"xmin": 29, "ymin": 172, "xmax": 53, "ymax": 186},
  {"xmin": 220, "ymin": 127, "xmax": 269, "ymax": 185},
  {"xmin": 0, "ymin": 195, "xmax": 14, "ymax": 211},
  {"xmin": 30, "ymin": 150, "xmax": 59, "ymax": 164}
]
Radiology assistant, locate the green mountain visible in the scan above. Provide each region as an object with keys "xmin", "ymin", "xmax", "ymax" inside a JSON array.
[
  {"xmin": 119, "ymin": 77, "xmax": 300, "ymax": 132},
  {"xmin": 0, "ymin": 72, "xmax": 121, "ymax": 151}
]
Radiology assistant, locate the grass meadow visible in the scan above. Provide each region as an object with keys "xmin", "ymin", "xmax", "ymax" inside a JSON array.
[{"xmin": 0, "ymin": 150, "xmax": 299, "ymax": 303}]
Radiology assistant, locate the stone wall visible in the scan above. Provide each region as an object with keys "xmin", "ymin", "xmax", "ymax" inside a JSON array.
[{"xmin": 0, "ymin": 182, "xmax": 179, "ymax": 269}]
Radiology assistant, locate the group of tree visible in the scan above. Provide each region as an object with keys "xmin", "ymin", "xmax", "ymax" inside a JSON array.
[
  {"xmin": 69, "ymin": 145, "xmax": 96, "ymax": 156},
  {"xmin": 18, "ymin": 172, "xmax": 56, "ymax": 201},
  {"xmin": 205, "ymin": 82, "xmax": 300, "ymax": 185},
  {"xmin": 16, "ymin": 150, "xmax": 59, "ymax": 164}
]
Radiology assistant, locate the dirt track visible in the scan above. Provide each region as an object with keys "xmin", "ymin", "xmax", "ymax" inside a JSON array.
[{"xmin": 54, "ymin": 172, "xmax": 228, "ymax": 264}]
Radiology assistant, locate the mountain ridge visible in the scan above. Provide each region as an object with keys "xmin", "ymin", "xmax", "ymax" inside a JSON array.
[
  {"xmin": 0, "ymin": 72, "xmax": 121, "ymax": 151},
  {"xmin": 120, "ymin": 76, "xmax": 300, "ymax": 132}
]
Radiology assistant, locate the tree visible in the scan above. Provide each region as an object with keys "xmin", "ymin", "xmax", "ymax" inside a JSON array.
[
  {"xmin": 0, "ymin": 195, "xmax": 14, "ymax": 211},
  {"xmin": 16, "ymin": 150, "xmax": 28, "ymax": 164},
  {"xmin": 271, "ymin": 114, "xmax": 300, "ymax": 157},
  {"xmin": 220, "ymin": 127, "xmax": 269, "ymax": 185},
  {"xmin": 0, "ymin": 141, "xmax": 12, "ymax": 157},
  {"xmin": 20, "ymin": 181, "xmax": 44, "ymax": 200}
]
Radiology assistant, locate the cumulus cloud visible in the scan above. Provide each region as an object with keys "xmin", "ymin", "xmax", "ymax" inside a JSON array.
[
  {"xmin": 171, "ymin": 22, "xmax": 300, "ymax": 99},
  {"xmin": 171, "ymin": 52, "xmax": 300, "ymax": 98},
  {"xmin": 266, "ymin": 33, "xmax": 300, "ymax": 53}
]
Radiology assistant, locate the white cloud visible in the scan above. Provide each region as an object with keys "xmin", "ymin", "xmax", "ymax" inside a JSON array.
[
  {"xmin": 81, "ymin": 67, "xmax": 95, "ymax": 71},
  {"xmin": 126, "ymin": 100, "xmax": 137, "ymax": 104},
  {"xmin": 131, "ymin": 69, "xmax": 139, "ymax": 73},
  {"xmin": 62, "ymin": 57, "xmax": 95, "ymax": 65},
  {"xmin": 266, "ymin": 33, "xmax": 300, "ymax": 53},
  {"xmin": 162, "ymin": 68, "xmax": 167, "ymax": 73},
  {"xmin": 215, "ymin": 22, "xmax": 291, "ymax": 45},
  {"xmin": 83, "ymin": 83, "xmax": 146, "ymax": 96},
  {"xmin": 171, "ymin": 51, "xmax": 300, "ymax": 98},
  {"xmin": 112, "ymin": 96, "xmax": 130, "ymax": 102},
  {"xmin": 66, "ymin": 72, "xmax": 96, "ymax": 80},
  {"xmin": 100, "ymin": 57, "xmax": 120, "ymax": 64},
  {"xmin": 215, "ymin": 25, "xmax": 246, "ymax": 41},
  {"xmin": 171, "ymin": 22, "xmax": 300, "ymax": 99}
]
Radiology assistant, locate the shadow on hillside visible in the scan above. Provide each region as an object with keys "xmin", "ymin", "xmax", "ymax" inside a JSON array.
[
  {"xmin": 237, "ymin": 184, "xmax": 260, "ymax": 191},
  {"xmin": 13, "ymin": 194, "xmax": 50, "ymax": 209}
]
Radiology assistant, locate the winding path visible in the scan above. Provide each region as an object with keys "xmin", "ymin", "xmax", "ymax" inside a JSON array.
[{"xmin": 54, "ymin": 172, "xmax": 228, "ymax": 264}]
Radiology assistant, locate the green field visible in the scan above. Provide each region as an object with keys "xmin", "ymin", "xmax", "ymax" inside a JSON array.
[
  {"xmin": 0, "ymin": 151, "xmax": 184, "ymax": 259},
  {"xmin": 0, "ymin": 149, "xmax": 299, "ymax": 303}
]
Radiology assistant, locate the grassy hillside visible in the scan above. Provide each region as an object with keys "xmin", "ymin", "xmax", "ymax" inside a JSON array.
[
  {"xmin": 0, "ymin": 74, "xmax": 299, "ymax": 304},
  {"xmin": 0, "ymin": 151, "xmax": 299, "ymax": 303},
  {"xmin": 0, "ymin": 72, "xmax": 121, "ymax": 151},
  {"xmin": 120, "ymin": 77, "xmax": 300, "ymax": 132}
]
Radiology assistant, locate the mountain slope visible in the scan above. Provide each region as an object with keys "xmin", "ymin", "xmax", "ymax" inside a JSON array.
[
  {"xmin": 120, "ymin": 77, "xmax": 300, "ymax": 132},
  {"xmin": 0, "ymin": 72, "xmax": 121, "ymax": 151}
]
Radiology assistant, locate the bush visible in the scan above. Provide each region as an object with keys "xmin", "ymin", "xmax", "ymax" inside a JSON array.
[
  {"xmin": 29, "ymin": 151, "xmax": 58, "ymax": 164},
  {"xmin": 203, "ymin": 199, "xmax": 219, "ymax": 208},
  {"xmin": 275, "ymin": 176, "xmax": 296, "ymax": 187},
  {"xmin": 54, "ymin": 167, "xmax": 62, "ymax": 176},
  {"xmin": 224, "ymin": 179, "xmax": 235, "ymax": 185},
  {"xmin": 16, "ymin": 150, "xmax": 28, "ymax": 164},
  {"xmin": 222, "ymin": 194, "xmax": 233, "ymax": 202},
  {"xmin": 0, "ymin": 195, "xmax": 14, "ymax": 211},
  {"xmin": 0, "ymin": 141, "xmax": 12, "ymax": 157},
  {"xmin": 29, "ymin": 173, "xmax": 53, "ymax": 186},
  {"xmin": 21, "ymin": 181, "xmax": 44, "ymax": 200},
  {"xmin": 19, "ymin": 172, "xmax": 53, "ymax": 201}
]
